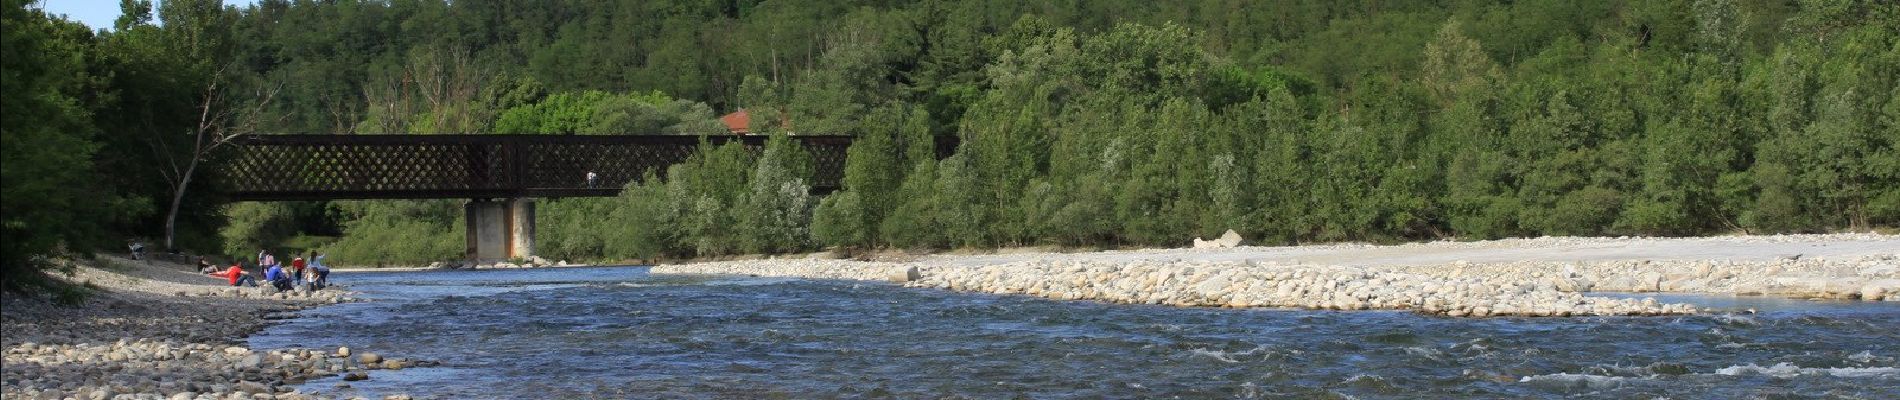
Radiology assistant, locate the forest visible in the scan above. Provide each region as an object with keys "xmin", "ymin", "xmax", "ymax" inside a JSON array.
[{"xmin": 3, "ymin": 0, "xmax": 1896, "ymax": 275}]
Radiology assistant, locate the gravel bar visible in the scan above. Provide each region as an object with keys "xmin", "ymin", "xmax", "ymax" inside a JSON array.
[
  {"xmin": 651, "ymin": 234, "xmax": 1900, "ymax": 317},
  {"xmin": 2, "ymin": 257, "xmax": 423, "ymax": 400}
]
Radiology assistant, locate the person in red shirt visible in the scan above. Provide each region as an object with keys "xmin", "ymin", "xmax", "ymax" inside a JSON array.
[
  {"xmin": 290, "ymin": 256, "xmax": 307, "ymax": 286},
  {"xmin": 209, "ymin": 263, "xmax": 257, "ymax": 287}
]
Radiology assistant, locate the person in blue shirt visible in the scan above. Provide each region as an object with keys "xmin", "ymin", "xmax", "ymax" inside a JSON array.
[{"xmin": 264, "ymin": 263, "xmax": 292, "ymax": 291}]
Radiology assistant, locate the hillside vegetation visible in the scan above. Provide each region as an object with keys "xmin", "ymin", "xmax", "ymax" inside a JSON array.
[{"xmin": 3, "ymin": 0, "xmax": 1895, "ymax": 269}]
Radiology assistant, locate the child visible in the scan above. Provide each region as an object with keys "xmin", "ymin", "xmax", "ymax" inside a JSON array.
[
  {"xmin": 290, "ymin": 256, "xmax": 307, "ymax": 286},
  {"xmin": 302, "ymin": 264, "xmax": 319, "ymax": 291}
]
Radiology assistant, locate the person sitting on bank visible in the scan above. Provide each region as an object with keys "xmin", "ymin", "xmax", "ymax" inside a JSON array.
[
  {"xmin": 264, "ymin": 263, "xmax": 293, "ymax": 292},
  {"xmin": 209, "ymin": 263, "xmax": 257, "ymax": 287},
  {"xmin": 310, "ymin": 253, "xmax": 332, "ymax": 289},
  {"xmin": 197, "ymin": 257, "xmax": 218, "ymax": 274}
]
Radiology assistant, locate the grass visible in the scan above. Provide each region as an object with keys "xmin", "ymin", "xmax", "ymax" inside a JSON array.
[{"xmin": 245, "ymin": 235, "xmax": 341, "ymax": 260}]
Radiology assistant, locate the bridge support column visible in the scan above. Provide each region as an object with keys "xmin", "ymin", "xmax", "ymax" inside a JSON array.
[{"xmin": 465, "ymin": 198, "xmax": 535, "ymax": 262}]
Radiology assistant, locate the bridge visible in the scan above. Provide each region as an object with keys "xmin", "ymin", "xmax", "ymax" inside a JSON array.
[
  {"xmin": 220, "ymin": 134, "xmax": 863, "ymax": 262},
  {"xmin": 224, "ymin": 134, "xmax": 856, "ymax": 200}
]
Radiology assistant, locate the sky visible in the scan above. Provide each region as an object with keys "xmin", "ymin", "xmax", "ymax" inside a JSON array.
[
  {"xmin": 35, "ymin": 0, "xmax": 123, "ymax": 29},
  {"xmin": 33, "ymin": 0, "xmax": 253, "ymax": 31}
]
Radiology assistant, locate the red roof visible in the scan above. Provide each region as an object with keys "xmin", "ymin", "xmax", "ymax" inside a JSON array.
[{"xmin": 720, "ymin": 109, "xmax": 750, "ymax": 134}]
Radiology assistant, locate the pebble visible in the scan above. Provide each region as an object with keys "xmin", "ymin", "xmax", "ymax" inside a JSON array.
[
  {"xmin": 652, "ymin": 235, "xmax": 1900, "ymax": 317},
  {"xmin": 2, "ymin": 257, "xmax": 421, "ymax": 400}
]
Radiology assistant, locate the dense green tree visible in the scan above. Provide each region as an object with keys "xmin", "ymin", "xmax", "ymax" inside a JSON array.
[
  {"xmin": 217, "ymin": 202, "xmax": 297, "ymax": 259},
  {"xmin": 602, "ymin": 173, "xmax": 680, "ymax": 260},
  {"xmin": 810, "ymin": 191, "xmax": 868, "ymax": 249},
  {"xmin": 21, "ymin": 0, "xmax": 1900, "ymax": 267},
  {"xmin": 322, "ymin": 200, "xmax": 463, "ymax": 266},
  {"xmin": 675, "ymin": 142, "xmax": 755, "ymax": 255},
  {"xmin": 737, "ymin": 134, "xmax": 817, "ymax": 253},
  {"xmin": 881, "ymin": 159, "xmax": 946, "ymax": 248},
  {"xmin": 1, "ymin": 0, "xmax": 130, "ymax": 291},
  {"xmin": 492, "ymin": 90, "xmax": 722, "ymax": 135},
  {"xmin": 538, "ymin": 198, "xmax": 615, "ymax": 261}
]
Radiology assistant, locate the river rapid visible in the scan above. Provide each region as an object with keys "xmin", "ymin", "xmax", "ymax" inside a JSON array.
[{"xmin": 250, "ymin": 266, "xmax": 1900, "ymax": 399}]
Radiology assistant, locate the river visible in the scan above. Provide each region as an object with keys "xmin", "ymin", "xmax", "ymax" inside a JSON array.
[{"xmin": 250, "ymin": 266, "xmax": 1900, "ymax": 399}]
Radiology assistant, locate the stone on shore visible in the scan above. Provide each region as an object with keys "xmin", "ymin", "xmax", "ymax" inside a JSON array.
[
  {"xmin": 649, "ymin": 234, "xmax": 1900, "ymax": 318},
  {"xmin": 1192, "ymin": 229, "xmax": 1245, "ymax": 249},
  {"xmin": 1216, "ymin": 229, "xmax": 1243, "ymax": 247},
  {"xmin": 1, "ymin": 255, "xmax": 417, "ymax": 400},
  {"xmin": 888, "ymin": 266, "xmax": 922, "ymax": 282}
]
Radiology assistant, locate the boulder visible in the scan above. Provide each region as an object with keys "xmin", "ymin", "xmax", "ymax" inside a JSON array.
[
  {"xmin": 237, "ymin": 353, "xmax": 264, "ymax": 369},
  {"xmin": 234, "ymin": 381, "xmax": 269, "ymax": 394},
  {"xmin": 888, "ymin": 266, "xmax": 922, "ymax": 283},
  {"xmin": 1192, "ymin": 230, "xmax": 1245, "ymax": 249},
  {"xmin": 358, "ymin": 353, "xmax": 381, "ymax": 364},
  {"xmin": 1862, "ymin": 284, "xmax": 1889, "ymax": 301},
  {"xmin": 1215, "ymin": 229, "xmax": 1244, "ymax": 247},
  {"xmin": 1552, "ymin": 278, "xmax": 1594, "ymax": 293}
]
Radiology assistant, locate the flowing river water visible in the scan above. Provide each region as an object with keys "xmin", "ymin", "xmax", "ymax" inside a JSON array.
[{"xmin": 250, "ymin": 266, "xmax": 1900, "ymax": 399}]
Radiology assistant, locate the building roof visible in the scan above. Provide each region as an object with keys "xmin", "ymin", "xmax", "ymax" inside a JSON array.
[{"xmin": 720, "ymin": 109, "xmax": 751, "ymax": 134}]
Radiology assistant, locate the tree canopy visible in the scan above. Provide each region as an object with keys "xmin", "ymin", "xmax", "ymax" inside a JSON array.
[{"xmin": 4, "ymin": 0, "xmax": 1896, "ymax": 269}]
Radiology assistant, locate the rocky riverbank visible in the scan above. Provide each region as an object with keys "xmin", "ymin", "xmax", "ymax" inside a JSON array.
[
  {"xmin": 651, "ymin": 234, "xmax": 1900, "ymax": 317},
  {"xmin": 1, "ymin": 257, "xmax": 421, "ymax": 400}
]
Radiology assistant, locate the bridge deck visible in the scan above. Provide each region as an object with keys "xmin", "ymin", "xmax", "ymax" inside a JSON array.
[{"xmin": 223, "ymin": 134, "xmax": 853, "ymax": 201}]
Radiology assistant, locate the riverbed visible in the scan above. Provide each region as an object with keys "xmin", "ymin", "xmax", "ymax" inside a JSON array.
[{"xmin": 257, "ymin": 266, "xmax": 1900, "ymax": 399}]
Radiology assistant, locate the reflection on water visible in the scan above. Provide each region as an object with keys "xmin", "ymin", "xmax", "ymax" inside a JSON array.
[{"xmin": 252, "ymin": 266, "xmax": 1900, "ymax": 399}]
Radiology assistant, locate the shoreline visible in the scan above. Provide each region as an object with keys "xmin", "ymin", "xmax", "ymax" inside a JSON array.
[
  {"xmin": 650, "ymin": 234, "xmax": 1900, "ymax": 317},
  {"xmin": 1, "ymin": 256, "xmax": 420, "ymax": 400},
  {"xmin": 326, "ymin": 262, "xmax": 611, "ymax": 273}
]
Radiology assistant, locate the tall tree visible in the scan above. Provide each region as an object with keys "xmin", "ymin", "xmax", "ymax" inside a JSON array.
[{"xmin": 1, "ymin": 0, "xmax": 125, "ymax": 291}]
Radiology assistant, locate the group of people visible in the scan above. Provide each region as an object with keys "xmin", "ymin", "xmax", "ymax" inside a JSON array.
[{"xmin": 202, "ymin": 249, "xmax": 331, "ymax": 291}]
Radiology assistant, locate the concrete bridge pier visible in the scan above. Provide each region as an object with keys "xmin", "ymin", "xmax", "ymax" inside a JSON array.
[{"xmin": 466, "ymin": 198, "xmax": 535, "ymax": 262}]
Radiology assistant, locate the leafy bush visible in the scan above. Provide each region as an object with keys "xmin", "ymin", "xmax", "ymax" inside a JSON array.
[{"xmin": 322, "ymin": 200, "xmax": 463, "ymax": 266}]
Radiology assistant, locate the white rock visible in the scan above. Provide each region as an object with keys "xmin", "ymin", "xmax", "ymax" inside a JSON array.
[
  {"xmin": 888, "ymin": 266, "xmax": 922, "ymax": 283},
  {"xmin": 1215, "ymin": 229, "xmax": 1243, "ymax": 247}
]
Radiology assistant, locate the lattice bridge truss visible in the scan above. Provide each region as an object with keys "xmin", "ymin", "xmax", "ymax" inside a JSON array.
[{"xmin": 221, "ymin": 134, "xmax": 854, "ymax": 201}]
